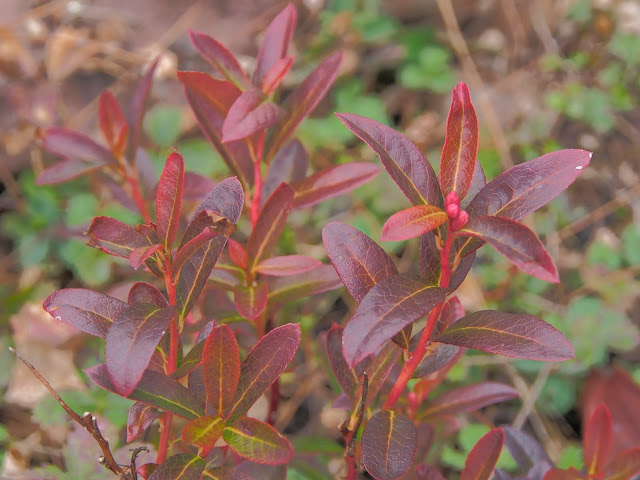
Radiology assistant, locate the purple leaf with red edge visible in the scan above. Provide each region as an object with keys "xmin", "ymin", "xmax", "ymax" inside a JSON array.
[
  {"xmin": 363, "ymin": 341, "xmax": 401, "ymax": 406},
  {"xmin": 223, "ymin": 417, "xmax": 293, "ymax": 465},
  {"xmin": 291, "ymin": 162, "xmax": 380, "ymax": 210},
  {"xmin": 86, "ymin": 364, "xmax": 204, "ymax": 418},
  {"xmin": 35, "ymin": 158, "xmax": 104, "ymax": 185},
  {"xmin": 326, "ymin": 324, "xmax": 362, "ymax": 399},
  {"xmin": 156, "ymin": 152, "xmax": 185, "ymax": 247},
  {"xmin": 502, "ymin": 426, "xmax": 551, "ymax": 472},
  {"xmin": 323, "ymin": 222, "xmax": 398, "ymax": 303},
  {"xmin": 43, "ymin": 288, "xmax": 127, "ymax": 338},
  {"xmin": 225, "ymin": 323, "xmax": 300, "ymax": 421},
  {"xmin": 381, "ymin": 205, "xmax": 448, "ymax": 242},
  {"xmin": 420, "ymin": 232, "xmax": 475, "ymax": 290},
  {"xmin": 98, "ymin": 90, "xmax": 128, "ymax": 156},
  {"xmin": 128, "ymin": 282, "xmax": 168, "ymax": 307},
  {"xmin": 584, "ymin": 404, "xmax": 613, "ymax": 475},
  {"xmin": 189, "ymin": 31, "xmax": 251, "ymax": 89},
  {"xmin": 148, "ymin": 453, "xmax": 205, "ymax": 480},
  {"xmin": 343, "ymin": 273, "xmax": 446, "ymax": 367},
  {"xmin": 221, "ymin": 89, "xmax": 284, "ymax": 143},
  {"xmin": 182, "ymin": 172, "xmax": 216, "ymax": 201},
  {"xmin": 202, "ymin": 324, "xmax": 240, "ymax": 416},
  {"xmin": 129, "ymin": 244, "xmax": 163, "ymax": 269},
  {"xmin": 137, "ymin": 463, "xmax": 158, "ymax": 479},
  {"xmin": 254, "ymin": 255, "xmax": 321, "ymax": 276},
  {"xmin": 543, "ymin": 468, "xmax": 585, "ymax": 480},
  {"xmin": 420, "ymin": 382, "xmax": 518, "ymax": 419},
  {"xmin": 266, "ymin": 52, "xmax": 343, "ymax": 162},
  {"xmin": 436, "ymin": 310, "xmax": 575, "ymax": 361},
  {"xmin": 362, "ymin": 410, "xmax": 418, "ymax": 480},
  {"xmin": 127, "ymin": 402, "xmax": 160, "ymax": 441},
  {"xmin": 459, "ymin": 216, "xmax": 559, "ymax": 283},
  {"xmin": 415, "ymin": 464, "xmax": 446, "ymax": 480},
  {"xmin": 460, "ymin": 428, "xmax": 504, "ymax": 480},
  {"xmin": 461, "ymin": 160, "xmax": 486, "ymax": 209},
  {"xmin": 36, "ymin": 127, "xmax": 114, "ymax": 167},
  {"xmin": 181, "ymin": 415, "xmax": 226, "ymax": 450},
  {"xmin": 439, "ymin": 83, "xmax": 478, "ymax": 200},
  {"xmin": 262, "ymin": 139, "xmax": 308, "ymax": 205},
  {"xmin": 414, "ymin": 343, "xmax": 461, "ymax": 378},
  {"xmin": 87, "ymin": 216, "xmax": 151, "ymax": 259},
  {"xmin": 202, "ymin": 466, "xmax": 253, "ymax": 480},
  {"xmin": 336, "ymin": 113, "xmax": 440, "ymax": 206},
  {"xmin": 178, "ymin": 71, "xmax": 253, "ymax": 185},
  {"xmin": 172, "ymin": 226, "xmax": 220, "ymax": 276},
  {"xmin": 266, "ymin": 264, "xmax": 341, "ymax": 310},
  {"xmin": 129, "ymin": 59, "xmax": 158, "ymax": 162},
  {"xmin": 247, "ymin": 183, "xmax": 294, "ymax": 270},
  {"xmin": 261, "ymin": 57, "xmax": 293, "ymax": 95},
  {"xmin": 105, "ymin": 304, "xmax": 176, "ymax": 396},
  {"xmin": 253, "ymin": 3, "xmax": 297, "ymax": 87},
  {"xmin": 603, "ymin": 448, "xmax": 640, "ymax": 480}
]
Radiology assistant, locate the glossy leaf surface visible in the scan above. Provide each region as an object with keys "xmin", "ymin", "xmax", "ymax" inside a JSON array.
[
  {"xmin": 459, "ymin": 216, "xmax": 558, "ymax": 282},
  {"xmin": 105, "ymin": 304, "xmax": 176, "ymax": 396},
  {"xmin": 148, "ymin": 453, "xmax": 205, "ymax": 480},
  {"xmin": 181, "ymin": 415, "xmax": 225, "ymax": 450},
  {"xmin": 86, "ymin": 364, "xmax": 204, "ymax": 419},
  {"xmin": 361, "ymin": 410, "xmax": 417, "ymax": 480},
  {"xmin": 323, "ymin": 222, "xmax": 398, "ymax": 303},
  {"xmin": 291, "ymin": 162, "xmax": 380, "ymax": 210},
  {"xmin": 460, "ymin": 428, "xmax": 504, "ymax": 480},
  {"xmin": 247, "ymin": 183, "xmax": 294, "ymax": 270},
  {"xmin": 203, "ymin": 324, "xmax": 240, "ymax": 416},
  {"xmin": 189, "ymin": 31, "xmax": 251, "ymax": 88},
  {"xmin": 156, "ymin": 152, "xmax": 185, "ymax": 247},
  {"xmin": 129, "ymin": 244, "xmax": 163, "ymax": 269},
  {"xmin": 43, "ymin": 288, "xmax": 127, "ymax": 338},
  {"xmin": 343, "ymin": 273, "xmax": 446, "ymax": 367},
  {"xmin": 87, "ymin": 216, "xmax": 150, "ymax": 259},
  {"xmin": 234, "ymin": 282, "xmax": 268, "ymax": 320},
  {"xmin": 226, "ymin": 323, "xmax": 300, "ymax": 421},
  {"xmin": 266, "ymin": 52, "xmax": 342, "ymax": 161},
  {"xmin": 222, "ymin": 89, "xmax": 284, "ymax": 143},
  {"xmin": 436, "ymin": 310, "xmax": 574, "ymax": 361},
  {"xmin": 254, "ymin": 255, "xmax": 322, "ymax": 276},
  {"xmin": 336, "ymin": 113, "xmax": 439, "ymax": 206},
  {"xmin": 172, "ymin": 226, "xmax": 220, "ymax": 276},
  {"xmin": 420, "ymin": 382, "xmax": 518, "ymax": 419},
  {"xmin": 223, "ymin": 417, "xmax": 293, "ymax": 465},
  {"xmin": 253, "ymin": 3, "xmax": 296, "ymax": 87},
  {"xmin": 439, "ymin": 83, "xmax": 478, "ymax": 200},
  {"xmin": 381, "ymin": 205, "xmax": 448, "ymax": 242},
  {"xmin": 414, "ymin": 343, "xmax": 461, "ymax": 378},
  {"xmin": 128, "ymin": 282, "xmax": 168, "ymax": 307},
  {"xmin": 584, "ymin": 404, "xmax": 613, "ymax": 475},
  {"xmin": 127, "ymin": 401, "xmax": 160, "ymax": 441}
]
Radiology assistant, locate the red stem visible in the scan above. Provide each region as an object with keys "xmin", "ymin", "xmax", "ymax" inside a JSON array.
[
  {"xmin": 249, "ymin": 133, "xmax": 265, "ymax": 227},
  {"xmin": 126, "ymin": 174, "xmax": 152, "ymax": 225},
  {"xmin": 382, "ymin": 225, "xmax": 454, "ymax": 410}
]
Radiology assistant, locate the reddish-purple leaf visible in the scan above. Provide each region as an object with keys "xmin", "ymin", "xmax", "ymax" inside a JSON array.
[
  {"xmin": 225, "ymin": 323, "xmax": 300, "ymax": 421},
  {"xmin": 392, "ymin": 325, "xmax": 413, "ymax": 350},
  {"xmin": 129, "ymin": 244, "xmax": 163, "ymax": 269},
  {"xmin": 36, "ymin": 158, "xmax": 104, "ymax": 185},
  {"xmin": 468, "ymin": 149, "xmax": 592, "ymax": 220},
  {"xmin": 43, "ymin": 288, "xmax": 127, "ymax": 338},
  {"xmin": 420, "ymin": 382, "xmax": 518, "ymax": 419},
  {"xmin": 202, "ymin": 466, "xmax": 252, "ymax": 480},
  {"xmin": 266, "ymin": 264, "xmax": 341, "ymax": 310},
  {"xmin": 362, "ymin": 410, "xmax": 418, "ymax": 480},
  {"xmin": 460, "ymin": 428, "xmax": 504, "ymax": 480},
  {"xmin": 439, "ymin": 83, "xmax": 478, "ymax": 200},
  {"xmin": 414, "ymin": 343, "xmax": 461, "ymax": 378},
  {"xmin": 364, "ymin": 341, "xmax": 401, "ymax": 406},
  {"xmin": 436, "ymin": 310, "xmax": 575, "ymax": 361},
  {"xmin": 203, "ymin": 324, "xmax": 240, "ymax": 416},
  {"xmin": 260, "ymin": 56, "xmax": 293, "ymax": 95},
  {"xmin": 461, "ymin": 160, "xmax": 486, "ymax": 209},
  {"xmin": 127, "ymin": 401, "xmax": 160, "ymax": 441},
  {"xmin": 253, "ymin": 3, "xmax": 297, "ymax": 87},
  {"xmin": 87, "ymin": 216, "xmax": 151, "ymax": 259},
  {"xmin": 129, "ymin": 59, "xmax": 158, "ymax": 164},
  {"xmin": 336, "ymin": 113, "xmax": 440, "ymax": 207},
  {"xmin": 291, "ymin": 162, "xmax": 380, "ymax": 210},
  {"xmin": 543, "ymin": 468, "xmax": 585, "ymax": 480},
  {"xmin": 222, "ymin": 88, "xmax": 284, "ymax": 143},
  {"xmin": 172, "ymin": 225, "xmax": 220, "ymax": 276},
  {"xmin": 105, "ymin": 304, "xmax": 176, "ymax": 396},
  {"xmin": 603, "ymin": 448, "xmax": 640, "ymax": 480},
  {"xmin": 189, "ymin": 31, "xmax": 251, "ymax": 89},
  {"xmin": 261, "ymin": 139, "xmax": 308, "ymax": 205},
  {"xmin": 128, "ymin": 282, "xmax": 168, "ymax": 307},
  {"xmin": 98, "ymin": 90, "xmax": 128, "ymax": 155},
  {"xmin": 502, "ymin": 426, "xmax": 550, "ymax": 472},
  {"xmin": 415, "ymin": 464, "xmax": 446, "ymax": 480},
  {"xmin": 190, "ymin": 177, "xmax": 244, "ymax": 229},
  {"xmin": 459, "ymin": 216, "xmax": 559, "ymax": 283},
  {"xmin": 182, "ymin": 172, "xmax": 216, "ymax": 201},
  {"xmin": 148, "ymin": 453, "xmax": 205, "ymax": 480},
  {"xmin": 223, "ymin": 417, "xmax": 293, "ymax": 465},
  {"xmin": 326, "ymin": 324, "xmax": 361, "ymax": 399},
  {"xmin": 178, "ymin": 71, "xmax": 253, "ymax": 185},
  {"xmin": 137, "ymin": 463, "xmax": 158, "ymax": 479},
  {"xmin": 181, "ymin": 415, "xmax": 225, "ymax": 450},
  {"xmin": 323, "ymin": 222, "xmax": 398, "ymax": 303},
  {"xmin": 343, "ymin": 273, "xmax": 446, "ymax": 367},
  {"xmin": 266, "ymin": 52, "xmax": 343, "ymax": 162},
  {"xmin": 247, "ymin": 183, "xmax": 294, "ymax": 270},
  {"xmin": 86, "ymin": 363, "xmax": 204, "ymax": 418},
  {"xmin": 584, "ymin": 404, "xmax": 613, "ymax": 475},
  {"xmin": 381, "ymin": 205, "xmax": 448, "ymax": 242},
  {"xmin": 420, "ymin": 231, "xmax": 475, "ymax": 291},
  {"xmin": 36, "ymin": 127, "xmax": 113, "ymax": 169},
  {"xmin": 254, "ymin": 255, "xmax": 321, "ymax": 276},
  {"xmin": 156, "ymin": 152, "xmax": 185, "ymax": 247},
  {"xmin": 227, "ymin": 239, "xmax": 248, "ymax": 269}
]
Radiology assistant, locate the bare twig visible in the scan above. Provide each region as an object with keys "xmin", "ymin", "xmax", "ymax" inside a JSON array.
[{"xmin": 9, "ymin": 347, "xmax": 132, "ymax": 479}]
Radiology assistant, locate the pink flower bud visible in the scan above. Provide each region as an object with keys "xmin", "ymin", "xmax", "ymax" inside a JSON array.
[
  {"xmin": 445, "ymin": 191, "xmax": 460, "ymax": 219},
  {"xmin": 451, "ymin": 210, "xmax": 469, "ymax": 231}
]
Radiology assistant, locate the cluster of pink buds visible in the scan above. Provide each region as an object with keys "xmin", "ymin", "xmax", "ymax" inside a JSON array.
[{"xmin": 445, "ymin": 191, "xmax": 469, "ymax": 231}]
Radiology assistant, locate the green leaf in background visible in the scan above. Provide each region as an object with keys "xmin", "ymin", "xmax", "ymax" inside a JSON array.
[
  {"xmin": 538, "ymin": 376, "xmax": 577, "ymax": 415},
  {"xmin": 556, "ymin": 444, "xmax": 584, "ymax": 470},
  {"xmin": 622, "ymin": 224, "xmax": 640, "ymax": 265},
  {"xmin": 66, "ymin": 193, "xmax": 99, "ymax": 227},
  {"xmin": 399, "ymin": 45, "xmax": 454, "ymax": 93},
  {"xmin": 609, "ymin": 33, "xmax": 640, "ymax": 67},
  {"xmin": 60, "ymin": 239, "xmax": 114, "ymax": 286},
  {"xmin": 177, "ymin": 138, "xmax": 228, "ymax": 177},
  {"xmin": 144, "ymin": 104, "xmax": 183, "ymax": 148}
]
